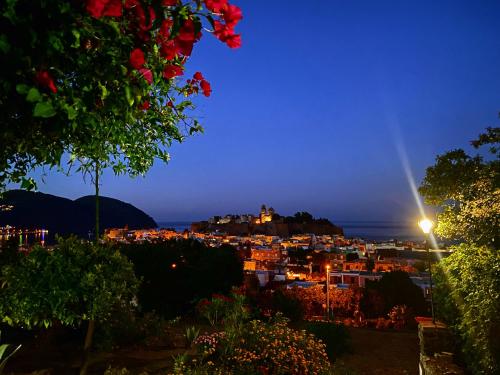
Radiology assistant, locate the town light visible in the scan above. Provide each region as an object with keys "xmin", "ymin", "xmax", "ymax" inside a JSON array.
[
  {"xmin": 325, "ymin": 264, "xmax": 331, "ymax": 321},
  {"xmin": 418, "ymin": 218, "xmax": 434, "ymax": 234}
]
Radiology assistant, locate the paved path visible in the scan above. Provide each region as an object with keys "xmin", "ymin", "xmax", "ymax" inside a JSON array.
[{"xmin": 336, "ymin": 327, "xmax": 419, "ymax": 375}]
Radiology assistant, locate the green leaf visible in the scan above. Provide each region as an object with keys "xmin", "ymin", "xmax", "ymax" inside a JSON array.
[
  {"xmin": 15, "ymin": 84, "xmax": 29, "ymax": 95},
  {"xmin": 0, "ymin": 34, "xmax": 10, "ymax": 53},
  {"xmin": 66, "ymin": 106, "xmax": 77, "ymax": 120},
  {"xmin": 20, "ymin": 177, "xmax": 36, "ymax": 191},
  {"xmin": 71, "ymin": 29, "xmax": 80, "ymax": 48},
  {"xmin": 26, "ymin": 88, "xmax": 42, "ymax": 102},
  {"xmin": 124, "ymin": 86, "xmax": 134, "ymax": 106},
  {"xmin": 33, "ymin": 101, "xmax": 56, "ymax": 118},
  {"xmin": 48, "ymin": 34, "xmax": 63, "ymax": 52}
]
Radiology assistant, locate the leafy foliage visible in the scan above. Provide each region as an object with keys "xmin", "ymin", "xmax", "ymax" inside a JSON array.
[
  {"xmin": 0, "ymin": 0, "xmax": 242, "ymax": 190},
  {"xmin": 261, "ymin": 285, "xmax": 363, "ymax": 321},
  {"xmin": 361, "ymin": 271, "xmax": 427, "ymax": 317},
  {"xmin": 302, "ymin": 321, "xmax": 351, "ymax": 361},
  {"xmin": 433, "ymin": 244, "xmax": 500, "ymax": 374},
  {"xmin": 419, "ymin": 127, "xmax": 500, "ymax": 248},
  {"xmin": 121, "ymin": 239, "xmax": 243, "ymax": 318},
  {"xmin": 0, "ymin": 237, "xmax": 138, "ymax": 329}
]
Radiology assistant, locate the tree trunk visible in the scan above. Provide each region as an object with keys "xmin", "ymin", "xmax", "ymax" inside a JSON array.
[
  {"xmin": 95, "ymin": 162, "xmax": 100, "ymax": 242},
  {"xmin": 79, "ymin": 319, "xmax": 95, "ymax": 375},
  {"xmin": 80, "ymin": 163, "xmax": 100, "ymax": 375}
]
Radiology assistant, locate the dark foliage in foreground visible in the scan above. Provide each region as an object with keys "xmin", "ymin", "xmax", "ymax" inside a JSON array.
[
  {"xmin": 302, "ymin": 321, "xmax": 351, "ymax": 361},
  {"xmin": 121, "ymin": 239, "xmax": 243, "ymax": 318},
  {"xmin": 361, "ymin": 271, "xmax": 427, "ymax": 317}
]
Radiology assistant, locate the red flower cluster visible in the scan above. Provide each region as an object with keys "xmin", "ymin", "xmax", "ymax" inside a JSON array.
[
  {"xmin": 205, "ymin": 0, "xmax": 242, "ymax": 48},
  {"xmin": 35, "ymin": 70, "xmax": 57, "ymax": 93},
  {"xmin": 139, "ymin": 100, "xmax": 150, "ymax": 110},
  {"xmin": 187, "ymin": 72, "xmax": 211, "ymax": 97},
  {"xmin": 129, "ymin": 48, "xmax": 145, "ymax": 69},
  {"xmin": 163, "ymin": 64, "xmax": 183, "ymax": 79},
  {"xmin": 83, "ymin": 0, "xmax": 242, "ymax": 111},
  {"xmin": 157, "ymin": 18, "xmax": 202, "ymax": 60},
  {"xmin": 86, "ymin": 0, "xmax": 122, "ymax": 18}
]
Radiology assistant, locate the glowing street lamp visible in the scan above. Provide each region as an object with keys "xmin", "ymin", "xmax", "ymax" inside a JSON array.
[
  {"xmin": 418, "ymin": 217, "xmax": 435, "ymax": 324},
  {"xmin": 418, "ymin": 218, "xmax": 434, "ymax": 234},
  {"xmin": 326, "ymin": 264, "xmax": 330, "ymax": 321}
]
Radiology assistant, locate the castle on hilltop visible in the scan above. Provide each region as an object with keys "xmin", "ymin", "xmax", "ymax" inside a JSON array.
[
  {"xmin": 195, "ymin": 204, "xmax": 344, "ymax": 236},
  {"xmin": 257, "ymin": 204, "xmax": 274, "ymax": 224},
  {"xmin": 208, "ymin": 204, "xmax": 276, "ymax": 225}
]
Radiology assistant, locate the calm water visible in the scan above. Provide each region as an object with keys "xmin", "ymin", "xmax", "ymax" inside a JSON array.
[{"xmin": 158, "ymin": 221, "xmax": 425, "ymax": 242}]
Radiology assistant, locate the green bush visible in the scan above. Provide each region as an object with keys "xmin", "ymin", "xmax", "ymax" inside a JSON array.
[
  {"xmin": 0, "ymin": 237, "xmax": 138, "ymax": 330},
  {"xmin": 302, "ymin": 321, "xmax": 351, "ymax": 361},
  {"xmin": 269, "ymin": 288, "xmax": 305, "ymax": 322},
  {"xmin": 433, "ymin": 244, "xmax": 500, "ymax": 374}
]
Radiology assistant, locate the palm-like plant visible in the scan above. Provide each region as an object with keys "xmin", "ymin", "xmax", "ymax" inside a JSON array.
[{"xmin": 0, "ymin": 331, "xmax": 21, "ymax": 374}]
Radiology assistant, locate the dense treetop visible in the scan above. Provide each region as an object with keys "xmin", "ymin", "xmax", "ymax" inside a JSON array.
[{"xmin": 0, "ymin": 0, "xmax": 242, "ymax": 190}]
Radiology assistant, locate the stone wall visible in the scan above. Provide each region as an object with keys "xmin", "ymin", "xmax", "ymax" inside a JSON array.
[{"xmin": 418, "ymin": 321, "xmax": 464, "ymax": 375}]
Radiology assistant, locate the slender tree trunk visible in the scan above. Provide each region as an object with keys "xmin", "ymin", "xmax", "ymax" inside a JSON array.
[
  {"xmin": 95, "ymin": 162, "xmax": 100, "ymax": 242},
  {"xmin": 80, "ymin": 162, "xmax": 100, "ymax": 375},
  {"xmin": 79, "ymin": 319, "xmax": 95, "ymax": 375}
]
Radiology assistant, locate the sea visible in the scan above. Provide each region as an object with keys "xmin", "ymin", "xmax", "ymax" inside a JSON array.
[
  {"xmin": 157, "ymin": 221, "xmax": 426, "ymax": 242},
  {"xmin": 1, "ymin": 221, "xmax": 424, "ymax": 247}
]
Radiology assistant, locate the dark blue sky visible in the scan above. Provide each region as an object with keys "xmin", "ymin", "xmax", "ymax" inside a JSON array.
[{"xmin": 28, "ymin": 0, "xmax": 500, "ymax": 223}]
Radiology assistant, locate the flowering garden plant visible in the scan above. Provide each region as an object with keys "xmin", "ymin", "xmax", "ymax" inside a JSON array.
[
  {"xmin": 176, "ymin": 315, "xmax": 332, "ymax": 375},
  {"xmin": 178, "ymin": 291, "xmax": 333, "ymax": 375},
  {"xmin": 0, "ymin": 0, "xmax": 242, "ymax": 189}
]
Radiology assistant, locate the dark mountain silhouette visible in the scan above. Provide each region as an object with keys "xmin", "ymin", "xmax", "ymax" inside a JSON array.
[{"xmin": 0, "ymin": 190, "xmax": 157, "ymax": 237}]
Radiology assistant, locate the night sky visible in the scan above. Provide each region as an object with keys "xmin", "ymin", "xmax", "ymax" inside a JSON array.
[{"xmin": 23, "ymin": 0, "xmax": 500, "ymax": 223}]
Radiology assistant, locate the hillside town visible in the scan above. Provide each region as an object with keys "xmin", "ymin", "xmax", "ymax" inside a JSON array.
[{"xmin": 104, "ymin": 206, "xmax": 449, "ymax": 303}]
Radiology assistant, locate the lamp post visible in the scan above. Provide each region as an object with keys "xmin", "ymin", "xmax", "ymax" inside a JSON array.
[
  {"xmin": 326, "ymin": 264, "xmax": 330, "ymax": 321},
  {"xmin": 418, "ymin": 218, "xmax": 435, "ymax": 324}
]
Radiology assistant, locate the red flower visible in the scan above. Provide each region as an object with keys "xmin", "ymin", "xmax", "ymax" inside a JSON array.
[
  {"xmin": 140, "ymin": 6, "xmax": 156, "ymax": 31},
  {"xmin": 130, "ymin": 48, "xmax": 145, "ymax": 69},
  {"xmin": 200, "ymin": 79, "xmax": 211, "ymax": 97},
  {"xmin": 213, "ymin": 21, "xmax": 241, "ymax": 48},
  {"xmin": 159, "ymin": 19, "xmax": 173, "ymax": 40},
  {"xmin": 139, "ymin": 100, "xmax": 150, "ymax": 110},
  {"xmin": 139, "ymin": 68, "xmax": 153, "ymax": 84},
  {"xmin": 193, "ymin": 71, "xmax": 204, "ymax": 81},
  {"xmin": 204, "ymin": 0, "xmax": 227, "ymax": 13},
  {"xmin": 223, "ymin": 4, "xmax": 242, "ymax": 28},
  {"xmin": 35, "ymin": 70, "xmax": 57, "ymax": 94},
  {"xmin": 213, "ymin": 20, "xmax": 230, "ymax": 40},
  {"xmin": 224, "ymin": 33, "xmax": 241, "ymax": 48},
  {"xmin": 124, "ymin": 0, "xmax": 139, "ymax": 10},
  {"xmin": 175, "ymin": 39, "xmax": 195, "ymax": 57},
  {"xmin": 160, "ymin": 39, "xmax": 180, "ymax": 60},
  {"xmin": 86, "ymin": 0, "xmax": 122, "ymax": 18},
  {"xmin": 163, "ymin": 65, "xmax": 184, "ymax": 79},
  {"xmin": 162, "ymin": 0, "xmax": 178, "ymax": 5}
]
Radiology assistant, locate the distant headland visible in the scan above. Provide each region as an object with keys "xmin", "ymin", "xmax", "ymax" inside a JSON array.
[
  {"xmin": 191, "ymin": 204, "xmax": 343, "ymax": 237},
  {"xmin": 0, "ymin": 190, "xmax": 157, "ymax": 237}
]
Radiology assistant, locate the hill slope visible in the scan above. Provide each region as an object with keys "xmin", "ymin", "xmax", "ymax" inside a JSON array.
[{"xmin": 0, "ymin": 190, "xmax": 157, "ymax": 236}]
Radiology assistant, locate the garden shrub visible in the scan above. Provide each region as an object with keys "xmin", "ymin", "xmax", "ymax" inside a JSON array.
[
  {"xmin": 302, "ymin": 321, "xmax": 351, "ymax": 360},
  {"xmin": 0, "ymin": 237, "xmax": 138, "ymax": 330},
  {"xmin": 177, "ymin": 311, "xmax": 332, "ymax": 374},
  {"xmin": 121, "ymin": 240, "xmax": 243, "ymax": 318},
  {"xmin": 433, "ymin": 244, "xmax": 500, "ymax": 374}
]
